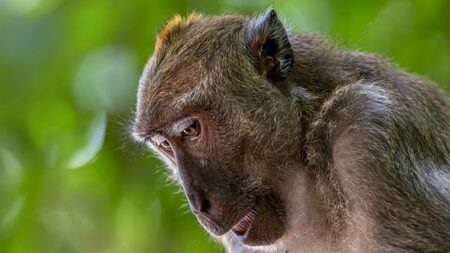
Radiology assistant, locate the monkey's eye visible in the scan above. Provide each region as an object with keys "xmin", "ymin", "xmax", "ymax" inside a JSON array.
[
  {"xmin": 180, "ymin": 121, "xmax": 200, "ymax": 138},
  {"xmin": 159, "ymin": 140, "xmax": 172, "ymax": 151},
  {"xmin": 150, "ymin": 134, "xmax": 173, "ymax": 153}
]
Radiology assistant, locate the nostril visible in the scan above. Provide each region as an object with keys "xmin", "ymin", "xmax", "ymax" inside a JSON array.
[
  {"xmin": 187, "ymin": 190, "xmax": 212, "ymax": 214},
  {"xmin": 199, "ymin": 198, "xmax": 211, "ymax": 214}
]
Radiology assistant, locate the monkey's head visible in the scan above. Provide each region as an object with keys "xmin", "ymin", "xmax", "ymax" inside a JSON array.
[{"xmin": 133, "ymin": 9, "xmax": 310, "ymax": 247}]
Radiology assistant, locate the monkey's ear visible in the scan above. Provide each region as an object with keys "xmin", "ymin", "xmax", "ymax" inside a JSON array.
[{"xmin": 246, "ymin": 8, "xmax": 294, "ymax": 82}]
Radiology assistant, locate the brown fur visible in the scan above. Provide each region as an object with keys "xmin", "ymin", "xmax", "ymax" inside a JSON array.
[{"xmin": 133, "ymin": 9, "xmax": 450, "ymax": 253}]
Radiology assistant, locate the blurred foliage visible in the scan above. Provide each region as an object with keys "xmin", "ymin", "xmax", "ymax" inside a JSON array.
[{"xmin": 0, "ymin": 0, "xmax": 449, "ymax": 252}]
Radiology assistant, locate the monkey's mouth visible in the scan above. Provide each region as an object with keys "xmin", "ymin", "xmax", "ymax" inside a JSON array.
[
  {"xmin": 197, "ymin": 192, "xmax": 285, "ymax": 246},
  {"xmin": 231, "ymin": 209, "xmax": 256, "ymax": 237}
]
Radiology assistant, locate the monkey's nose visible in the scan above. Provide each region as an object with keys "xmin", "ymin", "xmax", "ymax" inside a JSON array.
[{"xmin": 188, "ymin": 190, "xmax": 212, "ymax": 214}]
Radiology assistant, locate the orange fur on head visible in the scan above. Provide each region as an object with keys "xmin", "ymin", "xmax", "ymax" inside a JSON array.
[{"xmin": 155, "ymin": 13, "xmax": 203, "ymax": 50}]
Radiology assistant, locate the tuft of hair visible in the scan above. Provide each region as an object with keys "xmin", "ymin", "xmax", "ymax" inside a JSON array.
[{"xmin": 155, "ymin": 12, "xmax": 203, "ymax": 50}]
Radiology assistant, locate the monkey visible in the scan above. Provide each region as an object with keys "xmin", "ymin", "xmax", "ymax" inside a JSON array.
[{"xmin": 131, "ymin": 8, "xmax": 450, "ymax": 253}]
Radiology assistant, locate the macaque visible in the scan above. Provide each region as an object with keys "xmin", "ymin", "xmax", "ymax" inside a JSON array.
[{"xmin": 132, "ymin": 8, "xmax": 450, "ymax": 253}]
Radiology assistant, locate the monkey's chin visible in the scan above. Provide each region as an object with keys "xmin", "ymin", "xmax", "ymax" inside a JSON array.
[{"xmin": 230, "ymin": 197, "xmax": 285, "ymax": 246}]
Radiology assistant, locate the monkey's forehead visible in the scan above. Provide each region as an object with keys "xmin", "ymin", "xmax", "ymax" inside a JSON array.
[
  {"xmin": 138, "ymin": 14, "xmax": 254, "ymax": 97},
  {"xmin": 134, "ymin": 57, "xmax": 216, "ymax": 137},
  {"xmin": 133, "ymin": 14, "xmax": 261, "ymax": 135},
  {"xmin": 154, "ymin": 14, "xmax": 247, "ymax": 57}
]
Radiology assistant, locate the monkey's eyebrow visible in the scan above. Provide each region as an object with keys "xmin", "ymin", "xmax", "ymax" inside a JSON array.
[
  {"xmin": 150, "ymin": 134, "xmax": 167, "ymax": 145},
  {"xmin": 131, "ymin": 129, "xmax": 151, "ymax": 143},
  {"xmin": 130, "ymin": 120, "xmax": 157, "ymax": 143},
  {"xmin": 173, "ymin": 117, "xmax": 196, "ymax": 133},
  {"xmin": 147, "ymin": 117, "xmax": 190, "ymax": 138},
  {"xmin": 133, "ymin": 117, "xmax": 181, "ymax": 142}
]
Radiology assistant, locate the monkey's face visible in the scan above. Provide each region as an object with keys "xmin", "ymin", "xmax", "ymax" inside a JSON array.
[
  {"xmin": 133, "ymin": 88, "xmax": 299, "ymax": 246},
  {"xmin": 135, "ymin": 110, "xmax": 290, "ymax": 246},
  {"xmin": 133, "ymin": 9, "xmax": 302, "ymax": 247}
]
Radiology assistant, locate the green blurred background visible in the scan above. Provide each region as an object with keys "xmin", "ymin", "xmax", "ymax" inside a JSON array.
[{"xmin": 0, "ymin": 0, "xmax": 449, "ymax": 252}]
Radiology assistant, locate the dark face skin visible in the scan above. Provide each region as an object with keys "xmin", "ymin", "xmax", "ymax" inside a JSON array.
[
  {"xmin": 132, "ymin": 10, "xmax": 302, "ymax": 246},
  {"xmin": 143, "ymin": 111, "xmax": 286, "ymax": 245}
]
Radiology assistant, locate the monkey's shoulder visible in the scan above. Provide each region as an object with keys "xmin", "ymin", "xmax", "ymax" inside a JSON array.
[
  {"xmin": 308, "ymin": 81, "xmax": 396, "ymax": 144},
  {"xmin": 306, "ymin": 80, "xmax": 450, "ymax": 167}
]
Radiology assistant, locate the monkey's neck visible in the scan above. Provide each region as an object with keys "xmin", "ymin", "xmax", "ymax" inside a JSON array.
[
  {"xmin": 287, "ymin": 33, "xmax": 357, "ymax": 92},
  {"xmin": 281, "ymin": 33, "xmax": 362, "ymax": 162},
  {"xmin": 286, "ymin": 32, "xmax": 395, "ymax": 96}
]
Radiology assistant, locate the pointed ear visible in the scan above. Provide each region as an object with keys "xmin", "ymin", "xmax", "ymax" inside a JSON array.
[{"xmin": 245, "ymin": 8, "xmax": 294, "ymax": 82}]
